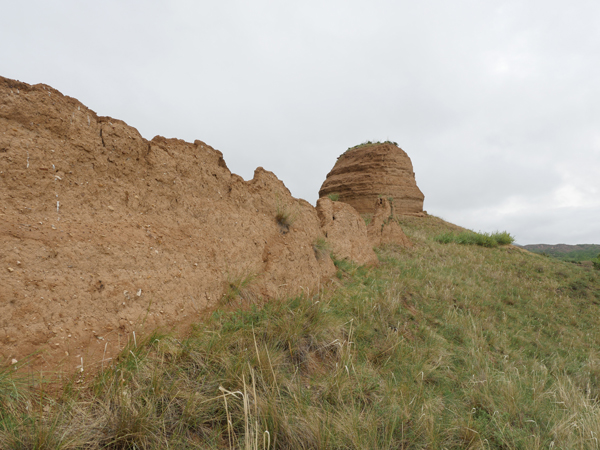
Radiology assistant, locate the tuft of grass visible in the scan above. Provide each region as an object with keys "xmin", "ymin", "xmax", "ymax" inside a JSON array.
[
  {"xmin": 327, "ymin": 193, "xmax": 340, "ymax": 202},
  {"xmin": 275, "ymin": 205, "xmax": 295, "ymax": 233},
  {"xmin": 332, "ymin": 255, "xmax": 360, "ymax": 280},
  {"xmin": 312, "ymin": 237, "xmax": 331, "ymax": 261},
  {"xmin": 0, "ymin": 368, "xmax": 29, "ymax": 412},
  {"xmin": 222, "ymin": 273, "xmax": 258, "ymax": 306},
  {"xmin": 434, "ymin": 230, "xmax": 515, "ymax": 248}
]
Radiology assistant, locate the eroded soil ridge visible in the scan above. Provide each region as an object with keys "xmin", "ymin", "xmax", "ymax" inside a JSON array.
[
  {"xmin": 319, "ymin": 142, "xmax": 425, "ymax": 215},
  {"xmin": 0, "ymin": 76, "xmax": 411, "ymax": 373}
]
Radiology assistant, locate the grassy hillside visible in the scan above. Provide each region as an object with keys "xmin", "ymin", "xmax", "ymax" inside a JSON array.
[
  {"xmin": 522, "ymin": 244, "xmax": 600, "ymax": 263},
  {"xmin": 2, "ymin": 216, "xmax": 600, "ymax": 449}
]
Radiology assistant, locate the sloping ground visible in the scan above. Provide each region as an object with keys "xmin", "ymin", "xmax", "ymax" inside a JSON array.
[
  {"xmin": 1, "ymin": 76, "xmax": 407, "ymax": 373},
  {"xmin": 2, "ymin": 215, "xmax": 600, "ymax": 448}
]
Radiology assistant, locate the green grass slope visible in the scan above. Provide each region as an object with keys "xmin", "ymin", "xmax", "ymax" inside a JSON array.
[{"xmin": 2, "ymin": 216, "xmax": 600, "ymax": 449}]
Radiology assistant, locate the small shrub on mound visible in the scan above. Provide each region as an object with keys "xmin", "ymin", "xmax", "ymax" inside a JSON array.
[
  {"xmin": 434, "ymin": 230, "xmax": 515, "ymax": 248},
  {"xmin": 594, "ymin": 253, "xmax": 600, "ymax": 270},
  {"xmin": 338, "ymin": 140, "xmax": 399, "ymax": 159},
  {"xmin": 347, "ymin": 140, "xmax": 398, "ymax": 151},
  {"xmin": 327, "ymin": 193, "xmax": 340, "ymax": 201},
  {"xmin": 491, "ymin": 231, "xmax": 515, "ymax": 245}
]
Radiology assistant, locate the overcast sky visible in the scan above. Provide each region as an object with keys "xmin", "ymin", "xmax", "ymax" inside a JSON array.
[{"xmin": 2, "ymin": 1, "xmax": 599, "ymax": 244}]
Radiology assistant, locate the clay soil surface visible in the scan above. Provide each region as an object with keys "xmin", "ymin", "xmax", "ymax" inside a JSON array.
[{"xmin": 0, "ymin": 76, "xmax": 338, "ymax": 377}]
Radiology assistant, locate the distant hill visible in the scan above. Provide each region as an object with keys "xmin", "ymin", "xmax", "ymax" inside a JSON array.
[{"xmin": 521, "ymin": 243, "xmax": 600, "ymax": 262}]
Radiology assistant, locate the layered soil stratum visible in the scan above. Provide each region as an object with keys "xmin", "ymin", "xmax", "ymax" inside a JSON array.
[
  {"xmin": 319, "ymin": 142, "xmax": 425, "ymax": 215},
  {"xmin": 0, "ymin": 76, "xmax": 411, "ymax": 374}
]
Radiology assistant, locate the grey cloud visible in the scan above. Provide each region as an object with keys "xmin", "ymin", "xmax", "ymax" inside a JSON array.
[{"xmin": 2, "ymin": 0, "xmax": 599, "ymax": 243}]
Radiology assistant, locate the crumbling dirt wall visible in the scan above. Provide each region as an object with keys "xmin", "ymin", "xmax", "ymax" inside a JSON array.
[
  {"xmin": 1, "ymin": 76, "xmax": 340, "ymax": 372},
  {"xmin": 0, "ymin": 77, "xmax": 414, "ymax": 374}
]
